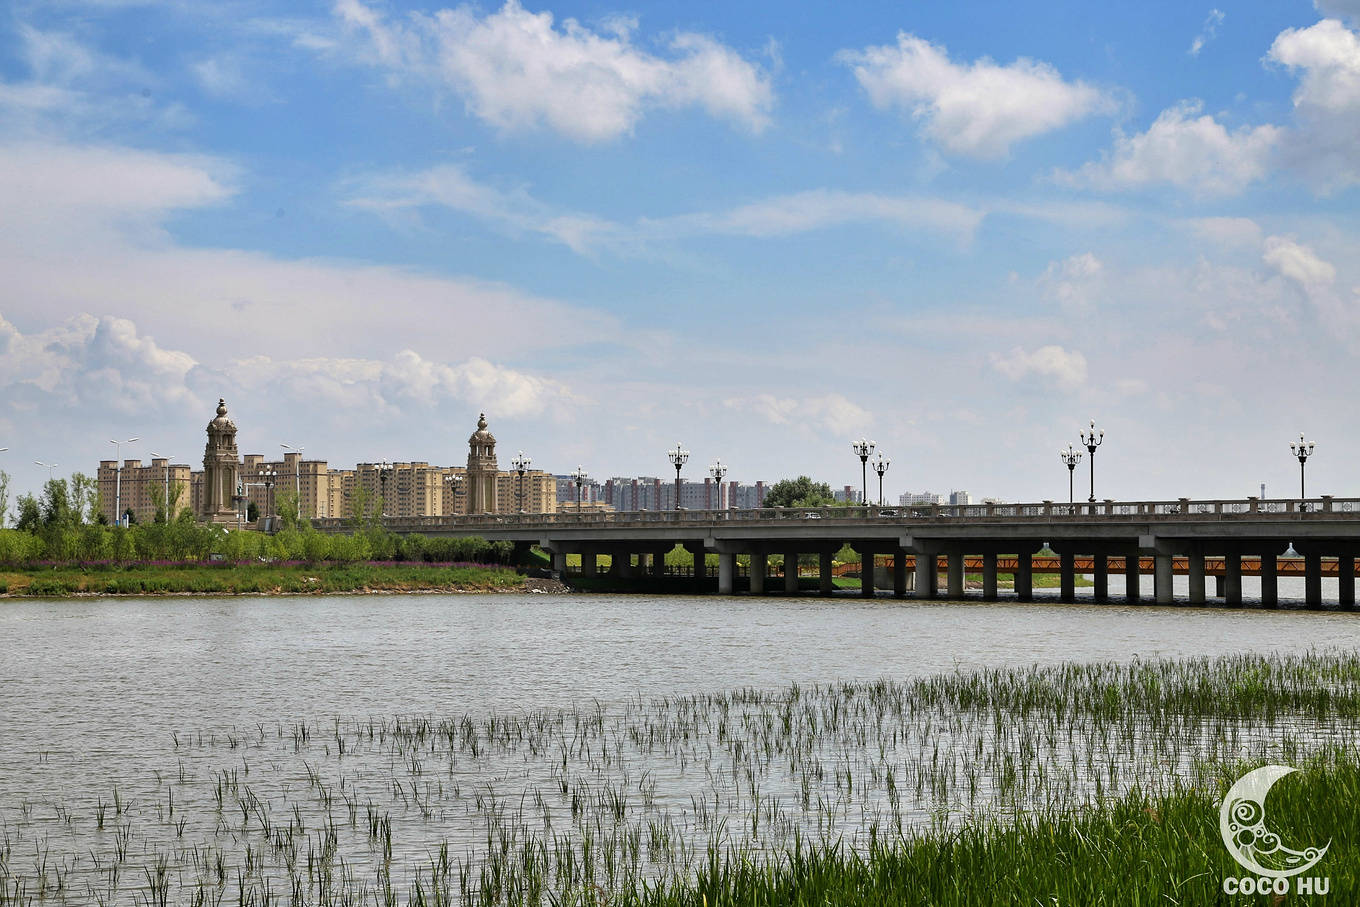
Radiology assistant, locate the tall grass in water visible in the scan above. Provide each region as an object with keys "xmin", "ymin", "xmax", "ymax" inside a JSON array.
[{"xmin": 0, "ymin": 651, "xmax": 1357, "ymax": 904}]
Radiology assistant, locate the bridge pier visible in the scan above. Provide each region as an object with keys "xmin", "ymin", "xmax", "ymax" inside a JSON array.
[
  {"xmin": 1188, "ymin": 550, "xmax": 1205, "ymax": 605},
  {"xmin": 784, "ymin": 551, "xmax": 800, "ymax": 594},
  {"xmin": 819, "ymin": 550, "xmax": 834, "ymax": 596},
  {"xmin": 552, "ymin": 549, "xmax": 567, "ymax": 573},
  {"xmin": 1224, "ymin": 552, "xmax": 1242, "ymax": 606},
  {"xmin": 1305, "ymin": 552, "xmax": 1323, "ymax": 609},
  {"xmin": 1059, "ymin": 552, "xmax": 1075, "ymax": 603},
  {"xmin": 718, "ymin": 552, "xmax": 735, "ymax": 595},
  {"xmin": 894, "ymin": 550, "xmax": 908, "ymax": 598},
  {"xmin": 583, "ymin": 552, "xmax": 598, "ymax": 577},
  {"xmin": 1124, "ymin": 553, "xmax": 1140, "ymax": 603},
  {"xmin": 651, "ymin": 549, "xmax": 667, "ymax": 578},
  {"xmin": 1093, "ymin": 554, "xmax": 1108, "ymax": 603},
  {"xmin": 686, "ymin": 542, "xmax": 708, "ymax": 592},
  {"xmin": 982, "ymin": 552, "xmax": 998, "ymax": 601},
  {"xmin": 1015, "ymin": 553, "xmax": 1033, "ymax": 602},
  {"xmin": 1154, "ymin": 553, "xmax": 1173, "ymax": 605},
  {"xmin": 915, "ymin": 550, "xmax": 938, "ymax": 599},
  {"xmin": 750, "ymin": 551, "xmax": 767, "ymax": 595},
  {"xmin": 1340, "ymin": 555, "xmax": 1355, "ymax": 610},
  {"xmin": 1260, "ymin": 552, "xmax": 1278, "ymax": 608},
  {"xmin": 947, "ymin": 552, "xmax": 965, "ymax": 599}
]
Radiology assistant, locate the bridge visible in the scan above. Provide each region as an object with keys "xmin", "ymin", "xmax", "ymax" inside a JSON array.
[{"xmin": 312, "ymin": 496, "xmax": 1360, "ymax": 609}]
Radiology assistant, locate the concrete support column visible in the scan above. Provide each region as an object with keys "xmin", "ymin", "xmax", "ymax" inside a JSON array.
[
  {"xmin": 687, "ymin": 543, "xmax": 707, "ymax": 592},
  {"xmin": 1260, "ymin": 553, "xmax": 1278, "ymax": 609},
  {"xmin": 1188, "ymin": 552, "xmax": 1205, "ymax": 604},
  {"xmin": 893, "ymin": 550, "xmax": 908, "ymax": 598},
  {"xmin": 1093, "ymin": 554, "xmax": 1108, "ymax": 603},
  {"xmin": 1225, "ymin": 553, "xmax": 1242, "ymax": 607},
  {"xmin": 1304, "ymin": 553, "xmax": 1323, "ymax": 609},
  {"xmin": 651, "ymin": 550, "xmax": 667, "ymax": 578},
  {"xmin": 785, "ymin": 551, "xmax": 800, "ymax": 594},
  {"xmin": 1154, "ymin": 552, "xmax": 1173, "ymax": 605},
  {"xmin": 1215, "ymin": 575, "xmax": 1225, "ymax": 597},
  {"xmin": 982, "ymin": 552, "xmax": 998, "ymax": 601},
  {"xmin": 1339, "ymin": 555, "xmax": 1355, "ymax": 611},
  {"xmin": 1015, "ymin": 553, "xmax": 1033, "ymax": 602},
  {"xmin": 819, "ymin": 550, "xmax": 834, "ymax": 596},
  {"xmin": 915, "ymin": 552, "xmax": 936, "ymax": 599},
  {"xmin": 947, "ymin": 552, "xmax": 965, "ymax": 599},
  {"xmin": 583, "ymin": 552, "xmax": 598, "ymax": 577},
  {"xmin": 718, "ymin": 552, "xmax": 735, "ymax": 595},
  {"xmin": 750, "ymin": 552, "xmax": 767, "ymax": 595},
  {"xmin": 1059, "ymin": 552, "xmax": 1075, "ymax": 603},
  {"xmin": 552, "ymin": 550, "xmax": 567, "ymax": 573},
  {"xmin": 861, "ymin": 552, "xmax": 875, "ymax": 598},
  {"xmin": 1124, "ymin": 554, "xmax": 1141, "ymax": 604}
]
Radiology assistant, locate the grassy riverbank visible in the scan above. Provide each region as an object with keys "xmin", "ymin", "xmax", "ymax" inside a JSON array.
[{"xmin": 0, "ymin": 561, "xmax": 532, "ymax": 596}]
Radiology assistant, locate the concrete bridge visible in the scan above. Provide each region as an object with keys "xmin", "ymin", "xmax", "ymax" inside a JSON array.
[{"xmin": 312, "ymin": 496, "xmax": 1360, "ymax": 609}]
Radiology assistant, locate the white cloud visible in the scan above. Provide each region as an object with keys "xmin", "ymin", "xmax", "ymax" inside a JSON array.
[
  {"xmin": 350, "ymin": 167, "xmax": 984, "ymax": 252},
  {"xmin": 727, "ymin": 393, "xmax": 872, "ymax": 436},
  {"xmin": 1038, "ymin": 253, "xmax": 1104, "ymax": 310},
  {"xmin": 837, "ymin": 32, "xmax": 1109, "ymax": 159},
  {"xmin": 1185, "ymin": 216, "xmax": 1263, "ymax": 247},
  {"xmin": 1189, "ymin": 9, "xmax": 1225, "ymax": 57},
  {"xmin": 1315, "ymin": 1, "xmax": 1360, "ymax": 22},
  {"xmin": 1263, "ymin": 235, "xmax": 1336, "ymax": 291},
  {"xmin": 333, "ymin": 0, "xmax": 774, "ymax": 142},
  {"xmin": 1061, "ymin": 101, "xmax": 1280, "ymax": 195},
  {"xmin": 991, "ymin": 345, "xmax": 1088, "ymax": 390},
  {"xmin": 1268, "ymin": 18, "xmax": 1360, "ymax": 190}
]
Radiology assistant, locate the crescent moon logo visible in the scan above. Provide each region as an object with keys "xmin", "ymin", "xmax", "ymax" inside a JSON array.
[{"xmin": 1219, "ymin": 765, "xmax": 1329, "ymax": 879}]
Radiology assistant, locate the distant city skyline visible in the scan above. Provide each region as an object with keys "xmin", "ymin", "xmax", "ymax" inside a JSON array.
[{"xmin": 2, "ymin": 1, "xmax": 1358, "ymax": 509}]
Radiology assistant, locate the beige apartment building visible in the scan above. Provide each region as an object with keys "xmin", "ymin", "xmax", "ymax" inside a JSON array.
[{"xmin": 97, "ymin": 459, "xmax": 195, "ymax": 525}]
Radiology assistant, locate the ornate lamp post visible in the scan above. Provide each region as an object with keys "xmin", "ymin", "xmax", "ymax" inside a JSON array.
[
  {"xmin": 260, "ymin": 467, "xmax": 277, "ymax": 523},
  {"xmin": 1290, "ymin": 434, "xmax": 1315, "ymax": 503},
  {"xmin": 667, "ymin": 442, "xmax": 689, "ymax": 511},
  {"xmin": 709, "ymin": 460, "xmax": 728, "ymax": 510},
  {"xmin": 511, "ymin": 450, "xmax": 532, "ymax": 513},
  {"xmin": 1059, "ymin": 444, "xmax": 1082, "ymax": 505},
  {"xmin": 1079, "ymin": 421, "xmax": 1104, "ymax": 503},
  {"xmin": 443, "ymin": 472, "xmax": 462, "ymax": 516},
  {"xmin": 149, "ymin": 452, "xmax": 175, "ymax": 521},
  {"xmin": 108, "ymin": 436, "xmax": 140, "ymax": 527},
  {"xmin": 571, "ymin": 466, "xmax": 589, "ymax": 514},
  {"xmin": 851, "ymin": 437, "xmax": 875, "ymax": 506},
  {"xmin": 376, "ymin": 460, "xmax": 392, "ymax": 518},
  {"xmin": 872, "ymin": 452, "xmax": 890, "ymax": 506},
  {"xmin": 281, "ymin": 442, "xmax": 305, "ymax": 520}
]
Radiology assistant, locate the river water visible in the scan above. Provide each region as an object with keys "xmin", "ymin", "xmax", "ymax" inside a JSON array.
[{"xmin": 1, "ymin": 592, "xmax": 1357, "ymax": 902}]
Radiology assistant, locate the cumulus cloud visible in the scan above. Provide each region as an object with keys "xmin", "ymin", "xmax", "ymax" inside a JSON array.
[
  {"xmin": 1038, "ymin": 253, "xmax": 1104, "ymax": 310},
  {"xmin": 1268, "ymin": 18, "xmax": 1360, "ymax": 190},
  {"xmin": 1189, "ymin": 9, "xmax": 1225, "ymax": 56},
  {"xmin": 1264, "ymin": 236, "xmax": 1336, "ymax": 291},
  {"xmin": 1315, "ymin": 1, "xmax": 1360, "ymax": 22},
  {"xmin": 726, "ymin": 392, "xmax": 872, "ymax": 436},
  {"xmin": 837, "ymin": 33, "xmax": 1109, "ymax": 159},
  {"xmin": 991, "ymin": 345, "xmax": 1088, "ymax": 390},
  {"xmin": 1060, "ymin": 101, "xmax": 1280, "ymax": 195},
  {"xmin": 333, "ymin": 0, "xmax": 774, "ymax": 142}
]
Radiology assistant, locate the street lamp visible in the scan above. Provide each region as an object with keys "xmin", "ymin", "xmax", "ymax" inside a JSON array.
[
  {"xmin": 1059, "ymin": 444, "xmax": 1082, "ymax": 505},
  {"xmin": 281, "ymin": 443, "xmax": 305, "ymax": 521},
  {"xmin": 709, "ymin": 460, "xmax": 728, "ymax": 510},
  {"xmin": 851, "ymin": 437, "xmax": 875, "ymax": 506},
  {"xmin": 1290, "ymin": 434, "xmax": 1315, "ymax": 503},
  {"xmin": 35, "ymin": 460, "xmax": 58, "ymax": 481},
  {"xmin": 376, "ymin": 460, "xmax": 392, "ymax": 518},
  {"xmin": 571, "ymin": 466, "xmax": 589, "ymax": 514},
  {"xmin": 149, "ymin": 452, "xmax": 175, "ymax": 521},
  {"xmin": 443, "ymin": 472, "xmax": 462, "ymax": 515},
  {"xmin": 511, "ymin": 450, "xmax": 531, "ymax": 513},
  {"xmin": 108, "ymin": 436, "xmax": 140, "ymax": 527},
  {"xmin": 872, "ymin": 453, "xmax": 890, "ymax": 506},
  {"xmin": 1079, "ymin": 421, "xmax": 1104, "ymax": 503},
  {"xmin": 667, "ymin": 442, "xmax": 689, "ymax": 511},
  {"xmin": 260, "ymin": 467, "xmax": 277, "ymax": 523}
]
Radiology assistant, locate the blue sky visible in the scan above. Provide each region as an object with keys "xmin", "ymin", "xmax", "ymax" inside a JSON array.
[{"xmin": 2, "ymin": 0, "xmax": 1360, "ymax": 509}]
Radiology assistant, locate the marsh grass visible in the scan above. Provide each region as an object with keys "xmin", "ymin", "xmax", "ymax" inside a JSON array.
[{"xmin": 0, "ymin": 651, "xmax": 1357, "ymax": 904}]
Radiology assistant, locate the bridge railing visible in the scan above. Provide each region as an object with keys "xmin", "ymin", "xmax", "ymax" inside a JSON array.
[{"xmin": 308, "ymin": 496, "xmax": 1360, "ymax": 533}]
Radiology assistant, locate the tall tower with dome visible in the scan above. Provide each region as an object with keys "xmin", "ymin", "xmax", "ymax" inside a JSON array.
[
  {"xmin": 200, "ymin": 398, "xmax": 241, "ymax": 524},
  {"xmin": 466, "ymin": 413, "xmax": 498, "ymax": 514}
]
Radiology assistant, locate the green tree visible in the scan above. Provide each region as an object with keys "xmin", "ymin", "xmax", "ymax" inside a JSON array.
[
  {"xmin": 0, "ymin": 469, "xmax": 9, "ymax": 528},
  {"xmin": 14, "ymin": 494, "xmax": 40, "ymax": 532},
  {"xmin": 247, "ymin": 501, "xmax": 259, "ymax": 523},
  {"xmin": 70, "ymin": 473, "xmax": 98, "ymax": 525},
  {"xmin": 276, "ymin": 489, "xmax": 301, "ymax": 531},
  {"xmin": 761, "ymin": 476, "xmax": 839, "ymax": 509}
]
